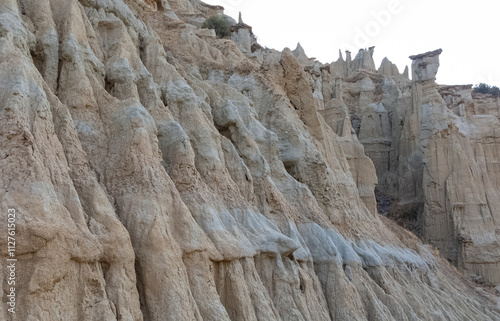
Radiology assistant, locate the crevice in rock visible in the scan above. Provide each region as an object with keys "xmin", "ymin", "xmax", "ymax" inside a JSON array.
[
  {"xmin": 156, "ymin": 0, "xmax": 164, "ymax": 11},
  {"xmin": 376, "ymin": 189, "xmax": 423, "ymax": 237},
  {"xmin": 104, "ymin": 77, "xmax": 115, "ymax": 96},
  {"xmin": 283, "ymin": 161, "xmax": 298, "ymax": 180},
  {"xmin": 215, "ymin": 125, "xmax": 232, "ymax": 141}
]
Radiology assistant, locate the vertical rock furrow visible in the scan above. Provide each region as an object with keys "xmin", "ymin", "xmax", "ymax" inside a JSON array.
[{"xmin": 1, "ymin": 1, "xmax": 499, "ymax": 321}]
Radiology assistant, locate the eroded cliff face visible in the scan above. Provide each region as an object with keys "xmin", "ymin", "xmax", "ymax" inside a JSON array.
[
  {"xmin": 0, "ymin": 0, "xmax": 499, "ymax": 320},
  {"xmin": 333, "ymin": 47, "xmax": 500, "ymax": 286}
]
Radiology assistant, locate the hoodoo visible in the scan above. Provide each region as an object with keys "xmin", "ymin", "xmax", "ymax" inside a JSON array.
[{"xmin": 0, "ymin": 0, "xmax": 499, "ymax": 320}]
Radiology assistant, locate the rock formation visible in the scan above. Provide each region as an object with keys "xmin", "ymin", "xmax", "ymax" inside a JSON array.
[
  {"xmin": 338, "ymin": 48, "xmax": 500, "ymax": 286},
  {"xmin": 409, "ymin": 49, "xmax": 442, "ymax": 81},
  {"xmin": 0, "ymin": 0, "xmax": 499, "ymax": 320},
  {"xmin": 230, "ymin": 12, "xmax": 257, "ymax": 53}
]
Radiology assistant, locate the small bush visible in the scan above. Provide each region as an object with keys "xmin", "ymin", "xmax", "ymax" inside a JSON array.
[
  {"xmin": 201, "ymin": 16, "xmax": 230, "ymax": 39},
  {"xmin": 473, "ymin": 83, "xmax": 490, "ymax": 94},
  {"xmin": 490, "ymin": 86, "xmax": 500, "ymax": 97},
  {"xmin": 473, "ymin": 83, "xmax": 500, "ymax": 97}
]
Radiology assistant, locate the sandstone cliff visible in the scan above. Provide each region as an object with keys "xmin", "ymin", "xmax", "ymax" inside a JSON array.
[
  {"xmin": 336, "ymin": 48, "xmax": 500, "ymax": 287},
  {"xmin": 0, "ymin": 0, "xmax": 499, "ymax": 320}
]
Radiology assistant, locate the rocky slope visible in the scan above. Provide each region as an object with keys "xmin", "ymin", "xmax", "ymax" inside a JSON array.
[
  {"xmin": 0, "ymin": 0, "xmax": 499, "ymax": 320},
  {"xmin": 337, "ymin": 47, "xmax": 500, "ymax": 286}
]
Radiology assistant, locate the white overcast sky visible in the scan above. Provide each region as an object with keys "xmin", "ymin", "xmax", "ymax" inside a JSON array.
[{"xmin": 207, "ymin": 0, "xmax": 500, "ymax": 87}]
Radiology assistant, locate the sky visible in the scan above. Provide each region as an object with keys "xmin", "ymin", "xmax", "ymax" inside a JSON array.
[{"xmin": 206, "ymin": 0, "xmax": 500, "ymax": 87}]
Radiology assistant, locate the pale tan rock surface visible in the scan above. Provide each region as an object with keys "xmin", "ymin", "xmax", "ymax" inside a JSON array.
[
  {"xmin": 337, "ymin": 48, "xmax": 500, "ymax": 287},
  {"xmin": 1, "ymin": 1, "xmax": 499, "ymax": 320}
]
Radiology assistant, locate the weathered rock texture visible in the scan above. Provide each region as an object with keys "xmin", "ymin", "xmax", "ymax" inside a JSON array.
[
  {"xmin": 335, "ymin": 48, "xmax": 500, "ymax": 287},
  {"xmin": 0, "ymin": 0, "xmax": 499, "ymax": 320}
]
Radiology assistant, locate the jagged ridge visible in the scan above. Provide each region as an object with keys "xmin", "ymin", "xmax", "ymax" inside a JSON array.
[{"xmin": 0, "ymin": 0, "xmax": 499, "ymax": 320}]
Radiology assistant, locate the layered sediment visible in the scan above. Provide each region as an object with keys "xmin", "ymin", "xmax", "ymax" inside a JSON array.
[{"xmin": 0, "ymin": 0, "xmax": 499, "ymax": 320}]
